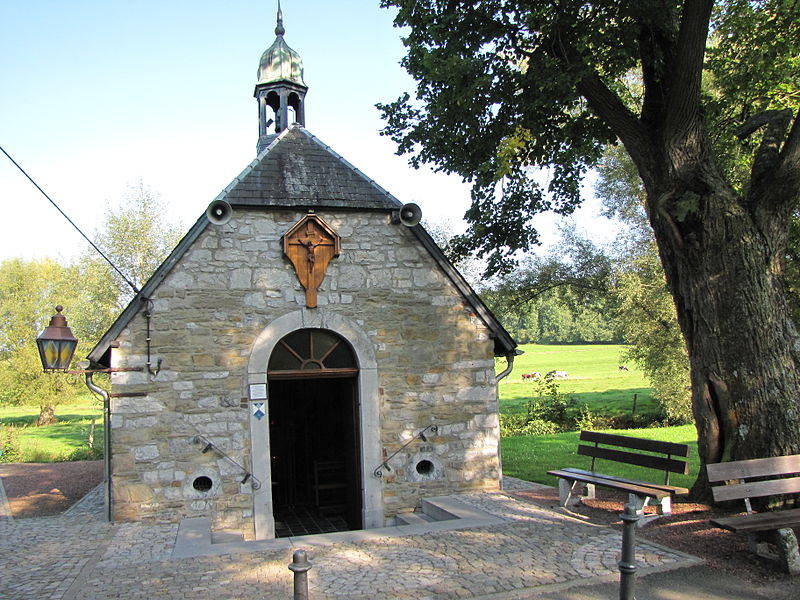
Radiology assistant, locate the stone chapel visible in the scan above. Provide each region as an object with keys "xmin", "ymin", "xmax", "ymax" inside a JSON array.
[{"xmin": 88, "ymin": 8, "xmax": 517, "ymax": 541}]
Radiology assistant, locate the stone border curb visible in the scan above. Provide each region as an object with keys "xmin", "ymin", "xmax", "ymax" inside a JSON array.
[
  {"xmin": 63, "ymin": 483, "xmax": 104, "ymax": 517},
  {"xmin": 0, "ymin": 476, "xmax": 12, "ymax": 521}
]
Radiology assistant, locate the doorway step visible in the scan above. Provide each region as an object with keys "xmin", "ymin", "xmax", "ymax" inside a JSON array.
[{"xmin": 394, "ymin": 497, "xmax": 465, "ymax": 526}]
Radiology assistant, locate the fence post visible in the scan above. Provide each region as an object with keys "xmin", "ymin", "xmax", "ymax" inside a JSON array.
[
  {"xmin": 619, "ymin": 498, "xmax": 640, "ymax": 600},
  {"xmin": 288, "ymin": 549, "xmax": 312, "ymax": 600}
]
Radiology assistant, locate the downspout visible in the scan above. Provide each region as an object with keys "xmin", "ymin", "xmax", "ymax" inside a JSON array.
[
  {"xmin": 495, "ymin": 349, "xmax": 522, "ymax": 487},
  {"xmin": 85, "ymin": 373, "xmax": 112, "ymax": 523},
  {"xmin": 496, "ymin": 349, "xmax": 523, "ymax": 382}
]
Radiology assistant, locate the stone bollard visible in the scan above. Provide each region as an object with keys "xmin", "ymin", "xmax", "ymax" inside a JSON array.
[
  {"xmin": 288, "ymin": 549, "xmax": 312, "ymax": 600},
  {"xmin": 618, "ymin": 498, "xmax": 641, "ymax": 600}
]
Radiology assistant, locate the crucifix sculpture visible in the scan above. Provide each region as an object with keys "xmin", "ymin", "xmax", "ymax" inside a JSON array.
[{"xmin": 282, "ymin": 212, "xmax": 341, "ymax": 308}]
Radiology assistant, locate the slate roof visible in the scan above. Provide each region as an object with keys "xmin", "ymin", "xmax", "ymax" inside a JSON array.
[
  {"xmin": 88, "ymin": 126, "xmax": 516, "ymax": 365},
  {"xmin": 223, "ymin": 127, "xmax": 401, "ymax": 210}
]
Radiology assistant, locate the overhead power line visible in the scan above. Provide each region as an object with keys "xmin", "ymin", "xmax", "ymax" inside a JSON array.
[{"xmin": 0, "ymin": 144, "xmax": 141, "ymax": 295}]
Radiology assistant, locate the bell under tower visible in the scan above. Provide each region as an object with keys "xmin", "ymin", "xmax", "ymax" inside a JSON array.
[{"xmin": 255, "ymin": 2, "xmax": 308, "ymax": 153}]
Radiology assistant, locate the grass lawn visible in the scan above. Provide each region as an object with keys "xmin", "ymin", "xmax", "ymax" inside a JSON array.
[
  {"xmin": 0, "ymin": 402, "xmax": 103, "ymax": 462},
  {"xmin": 500, "ymin": 343, "xmax": 660, "ymax": 420},
  {"xmin": 501, "ymin": 424, "xmax": 699, "ymax": 490}
]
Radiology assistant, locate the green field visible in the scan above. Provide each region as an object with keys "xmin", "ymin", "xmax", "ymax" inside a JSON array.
[
  {"xmin": 0, "ymin": 403, "xmax": 103, "ymax": 462},
  {"xmin": 500, "ymin": 343, "xmax": 660, "ymax": 420}
]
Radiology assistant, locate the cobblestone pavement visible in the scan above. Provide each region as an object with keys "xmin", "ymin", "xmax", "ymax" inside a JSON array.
[{"xmin": 0, "ymin": 479, "xmax": 700, "ymax": 600}]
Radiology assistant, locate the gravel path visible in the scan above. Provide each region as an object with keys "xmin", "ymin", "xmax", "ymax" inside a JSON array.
[{"xmin": 0, "ymin": 461, "xmax": 103, "ymax": 518}]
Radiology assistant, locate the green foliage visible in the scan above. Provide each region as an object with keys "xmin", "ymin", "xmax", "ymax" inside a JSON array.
[
  {"xmin": 91, "ymin": 181, "xmax": 183, "ymax": 307},
  {"xmin": 500, "ymin": 413, "xmax": 560, "ymax": 437},
  {"xmin": 615, "ymin": 246, "xmax": 692, "ymax": 423},
  {"xmin": 482, "ymin": 227, "xmax": 621, "ymax": 344},
  {"xmin": 0, "ymin": 258, "xmax": 86, "ymax": 409},
  {"xmin": 67, "ymin": 445, "xmax": 104, "ymax": 461},
  {"xmin": 705, "ymin": 1, "xmax": 800, "ymax": 188},
  {"xmin": 380, "ymin": 1, "xmax": 800, "ymax": 269},
  {"xmin": 485, "ymin": 286, "xmax": 619, "ymax": 344},
  {"xmin": 0, "ymin": 425, "xmax": 21, "ymax": 463},
  {"xmin": 502, "ymin": 375, "xmax": 580, "ymax": 435},
  {"xmin": 378, "ymin": 1, "xmax": 665, "ymax": 271},
  {"xmin": 380, "ymin": 2, "xmax": 800, "ymax": 475}
]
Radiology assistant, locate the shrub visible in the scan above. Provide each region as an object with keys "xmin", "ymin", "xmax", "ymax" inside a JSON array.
[
  {"xmin": 500, "ymin": 413, "xmax": 559, "ymax": 436},
  {"xmin": 574, "ymin": 405, "xmax": 598, "ymax": 431},
  {"xmin": 22, "ymin": 447, "xmax": 59, "ymax": 463},
  {"xmin": 0, "ymin": 426, "xmax": 20, "ymax": 463},
  {"xmin": 525, "ymin": 376, "xmax": 590, "ymax": 431},
  {"xmin": 68, "ymin": 446, "xmax": 103, "ymax": 461}
]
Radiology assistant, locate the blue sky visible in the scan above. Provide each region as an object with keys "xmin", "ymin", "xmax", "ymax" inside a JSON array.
[{"xmin": 0, "ymin": 1, "xmax": 607, "ymax": 262}]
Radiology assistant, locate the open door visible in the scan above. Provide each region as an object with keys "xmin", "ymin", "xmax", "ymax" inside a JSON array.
[{"xmin": 267, "ymin": 329, "xmax": 362, "ymax": 535}]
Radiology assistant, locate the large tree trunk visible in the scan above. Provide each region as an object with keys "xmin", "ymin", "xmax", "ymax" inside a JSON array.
[
  {"xmin": 647, "ymin": 168, "xmax": 800, "ymax": 499},
  {"xmin": 37, "ymin": 404, "xmax": 58, "ymax": 426}
]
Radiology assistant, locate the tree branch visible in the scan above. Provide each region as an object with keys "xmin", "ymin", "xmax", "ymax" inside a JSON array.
[
  {"xmin": 637, "ymin": 13, "xmax": 676, "ymax": 127},
  {"xmin": 775, "ymin": 109, "xmax": 800, "ymax": 191},
  {"xmin": 735, "ymin": 109, "xmax": 793, "ymax": 191},
  {"xmin": 663, "ymin": 0, "xmax": 713, "ymax": 138},
  {"xmin": 575, "ymin": 71, "xmax": 649, "ymax": 157},
  {"xmin": 740, "ymin": 109, "xmax": 800, "ymax": 223},
  {"xmin": 544, "ymin": 27, "xmax": 651, "ymax": 168}
]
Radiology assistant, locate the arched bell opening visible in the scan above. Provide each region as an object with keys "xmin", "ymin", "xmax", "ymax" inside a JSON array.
[
  {"xmin": 287, "ymin": 91, "xmax": 303, "ymax": 126},
  {"xmin": 263, "ymin": 90, "xmax": 281, "ymax": 134},
  {"xmin": 267, "ymin": 328, "xmax": 362, "ymax": 537}
]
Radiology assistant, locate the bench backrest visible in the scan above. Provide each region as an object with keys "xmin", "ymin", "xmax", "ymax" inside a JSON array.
[
  {"xmin": 706, "ymin": 455, "xmax": 800, "ymax": 507},
  {"xmin": 578, "ymin": 430, "xmax": 690, "ymax": 484}
]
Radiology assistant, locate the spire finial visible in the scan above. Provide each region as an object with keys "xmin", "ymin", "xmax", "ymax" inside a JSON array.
[{"xmin": 275, "ymin": 1, "xmax": 285, "ymax": 36}]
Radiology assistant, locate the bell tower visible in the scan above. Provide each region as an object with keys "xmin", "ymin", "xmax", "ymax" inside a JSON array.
[{"xmin": 254, "ymin": 2, "xmax": 308, "ymax": 153}]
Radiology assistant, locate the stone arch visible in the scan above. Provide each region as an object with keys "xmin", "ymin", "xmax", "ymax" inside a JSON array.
[{"xmin": 247, "ymin": 308, "xmax": 381, "ymax": 539}]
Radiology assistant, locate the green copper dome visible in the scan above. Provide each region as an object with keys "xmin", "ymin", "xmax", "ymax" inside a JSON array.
[{"xmin": 257, "ymin": 5, "xmax": 306, "ymax": 87}]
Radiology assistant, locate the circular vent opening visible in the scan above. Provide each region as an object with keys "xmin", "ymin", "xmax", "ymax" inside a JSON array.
[
  {"xmin": 415, "ymin": 460, "xmax": 434, "ymax": 475},
  {"xmin": 192, "ymin": 475, "xmax": 213, "ymax": 492}
]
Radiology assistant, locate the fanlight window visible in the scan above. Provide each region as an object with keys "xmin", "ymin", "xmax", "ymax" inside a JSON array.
[{"xmin": 268, "ymin": 329, "xmax": 357, "ymax": 379}]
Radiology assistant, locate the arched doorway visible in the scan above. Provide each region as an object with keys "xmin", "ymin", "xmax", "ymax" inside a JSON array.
[{"xmin": 267, "ymin": 328, "xmax": 362, "ymax": 536}]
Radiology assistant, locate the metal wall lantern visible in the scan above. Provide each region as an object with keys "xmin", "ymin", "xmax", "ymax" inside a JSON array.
[
  {"xmin": 36, "ymin": 306, "xmax": 79, "ymax": 372},
  {"xmin": 36, "ymin": 304, "xmax": 143, "ymax": 524}
]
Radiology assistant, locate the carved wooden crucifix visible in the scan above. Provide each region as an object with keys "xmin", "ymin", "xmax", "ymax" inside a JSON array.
[{"xmin": 282, "ymin": 213, "xmax": 341, "ymax": 308}]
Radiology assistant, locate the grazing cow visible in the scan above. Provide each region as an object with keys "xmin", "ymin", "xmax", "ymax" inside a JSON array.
[
  {"xmin": 522, "ymin": 372, "xmax": 541, "ymax": 380},
  {"xmin": 618, "ymin": 365, "xmax": 629, "ymax": 371},
  {"xmin": 546, "ymin": 370, "xmax": 568, "ymax": 379}
]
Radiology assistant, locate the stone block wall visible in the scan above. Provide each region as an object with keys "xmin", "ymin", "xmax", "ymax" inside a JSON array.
[{"xmin": 108, "ymin": 209, "xmax": 501, "ymax": 536}]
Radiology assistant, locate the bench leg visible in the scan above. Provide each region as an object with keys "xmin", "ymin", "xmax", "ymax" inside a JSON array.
[
  {"xmin": 656, "ymin": 495, "xmax": 672, "ymax": 516},
  {"xmin": 584, "ymin": 483, "xmax": 596, "ymax": 500},
  {"xmin": 626, "ymin": 494, "xmax": 664, "ymax": 527},
  {"xmin": 626, "ymin": 493, "xmax": 648, "ymax": 515},
  {"xmin": 557, "ymin": 479, "xmax": 589, "ymax": 508}
]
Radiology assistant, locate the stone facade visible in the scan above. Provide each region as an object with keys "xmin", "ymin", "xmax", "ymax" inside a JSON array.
[{"xmin": 106, "ymin": 207, "xmax": 504, "ymax": 539}]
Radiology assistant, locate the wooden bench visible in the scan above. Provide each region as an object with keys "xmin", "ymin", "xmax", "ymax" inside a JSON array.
[
  {"xmin": 547, "ymin": 430, "xmax": 690, "ymax": 524},
  {"xmin": 707, "ymin": 454, "xmax": 800, "ymax": 574}
]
